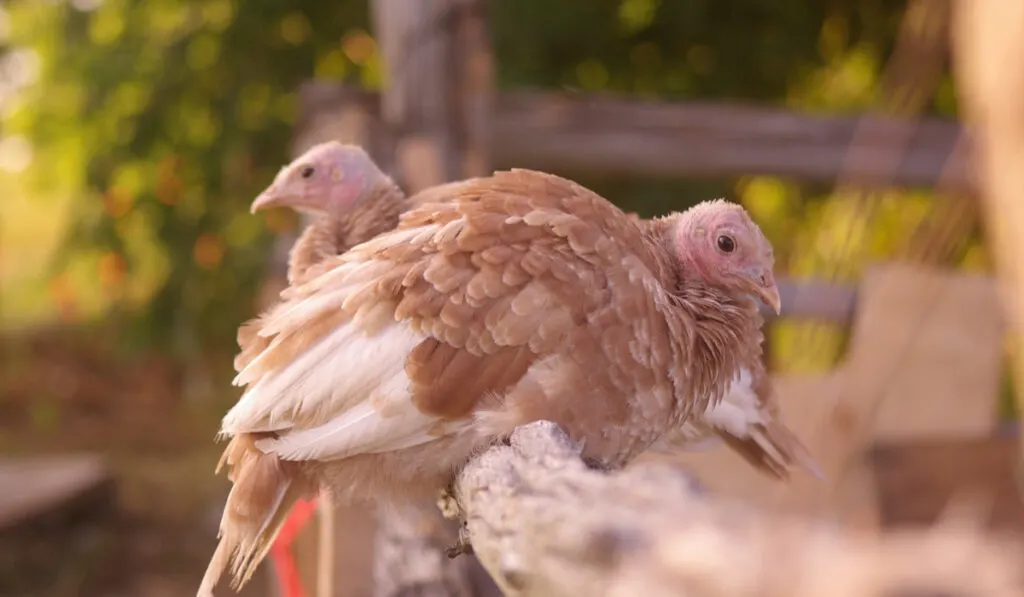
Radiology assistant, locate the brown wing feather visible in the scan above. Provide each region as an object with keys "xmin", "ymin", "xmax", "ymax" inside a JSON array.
[
  {"xmin": 406, "ymin": 339, "xmax": 535, "ymax": 419},
  {"xmin": 240, "ymin": 169, "xmax": 682, "ymax": 438}
]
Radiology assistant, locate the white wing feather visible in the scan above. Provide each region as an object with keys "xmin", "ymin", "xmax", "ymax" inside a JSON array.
[
  {"xmin": 648, "ymin": 367, "xmax": 762, "ymax": 453},
  {"xmin": 698, "ymin": 367, "xmax": 764, "ymax": 438},
  {"xmin": 220, "ymin": 221, "xmax": 468, "ymax": 462}
]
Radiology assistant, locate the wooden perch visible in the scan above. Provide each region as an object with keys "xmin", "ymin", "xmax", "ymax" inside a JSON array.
[{"xmin": 447, "ymin": 421, "xmax": 1024, "ymax": 597}]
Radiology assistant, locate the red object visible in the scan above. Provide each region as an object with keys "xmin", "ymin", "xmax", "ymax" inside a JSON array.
[{"xmin": 269, "ymin": 497, "xmax": 319, "ymax": 597}]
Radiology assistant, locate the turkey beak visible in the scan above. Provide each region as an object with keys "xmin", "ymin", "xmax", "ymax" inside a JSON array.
[
  {"xmin": 250, "ymin": 186, "xmax": 292, "ymax": 213},
  {"xmin": 753, "ymin": 269, "xmax": 782, "ymax": 315}
]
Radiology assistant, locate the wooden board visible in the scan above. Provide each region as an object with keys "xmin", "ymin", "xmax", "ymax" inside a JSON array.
[
  {"xmin": 644, "ymin": 373, "xmax": 841, "ymax": 514},
  {"xmin": 646, "ymin": 372, "xmax": 894, "ymax": 529},
  {"xmin": 821, "ymin": 264, "xmax": 1002, "ymax": 527},
  {"xmin": 0, "ymin": 454, "xmax": 115, "ymax": 596},
  {"xmin": 0, "ymin": 454, "xmax": 113, "ymax": 532},
  {"xmin": 870, "ymin": 432, "xmax": 1023, "ymax": 530},
  {"xmin": 867, "ymin": 264, "xmax": 1003, "ymax": 441},
  {"xmin": 953, "ymin": 0, "xmax": 1024, "ymax": 465}
]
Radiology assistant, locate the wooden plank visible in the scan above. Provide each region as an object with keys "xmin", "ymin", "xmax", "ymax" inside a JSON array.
[
  {"xmin": 277, "ymin": 3, "xmax": 499, "ymax": 592},
  {"xmin": 291, "ymin": 93, "xmax": 377, "ymax": 158},
  {"xmin": 372, "ymin": 500, "xmax": 497, "ymax": 597},
  {"xmin": 772, "ymin": 278, "xmax": 857, "ymax": 323},
  {"xmin": 644, "ymin": 373, "xmax": 845, "ymax": 517},
  {"xmin": 645, "ymin": 372, "xmax": 885, "ymax": 530},
  {"xmin": 294, "ymin": 508, "xmax": 320, "ymax": 597},
  {"xmin": 868, "ymin": 265, "xmax": 1004, "ymax": 441},
  {"xmin": 870, "ymin": 432, "xmax": 1023, "ymax": 530},
  {"xmin": 0, "ymin": 455, "xmax": 116, "ymax": 597},
  {"xmin": 954, "ymin": 0, "xmax": 1024, "ymax": 459},
  {"xmin": 820, "ymin": 265, "xmax": 1003, "ymax": 527},
  {"xmin": 808, "ymin": 266, "xmax": 964, "ymax": 526},
  {"xmin": 298, "ymin": 83, "xmax": 971, "ymax": 192},
  {"xmin": 0, "ymin": 454, "xmax": 113, "ymax": 531}
]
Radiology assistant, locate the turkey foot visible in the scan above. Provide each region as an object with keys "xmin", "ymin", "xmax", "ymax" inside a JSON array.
[{"xmin": 445, "ymin": 522, "xmax": 474, "ymax": 558}]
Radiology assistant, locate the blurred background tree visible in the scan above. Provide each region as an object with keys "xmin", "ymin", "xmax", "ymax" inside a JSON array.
[{"xmin": 1, "ymin": 0, "xmax": 976, "ymax": 378}]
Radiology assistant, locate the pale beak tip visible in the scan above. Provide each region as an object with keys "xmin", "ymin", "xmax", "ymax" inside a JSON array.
[
  {"xmin": 250, "ymin": 193, "xmax": 274, "ymax": 214},
  {"xmin": 758, "ymin": 277, "xmax": 782, "ymax": 316}
]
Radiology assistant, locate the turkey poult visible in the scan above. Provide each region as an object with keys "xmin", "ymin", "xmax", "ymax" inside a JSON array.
[
  {"xmin": 233, "ymin": 143, "xmax": 414, "ymax": 378},
  {"xmin": 414, "ymin": 182, "xmax": 818, "ymax": 479},
  {"xmin": 198, "ymin": 153, "xmax": 781, "ymax": 597},
  {"xmin": 246, "ymin": 142, "xmax": 412, "ymax": 285},
  {"xmin": 234, "ymin": 146, "xmax": 417, "ymax": 597},
  {"xmin": 249, "ymin": 142, "xmax": 818, "ymax": 480}
]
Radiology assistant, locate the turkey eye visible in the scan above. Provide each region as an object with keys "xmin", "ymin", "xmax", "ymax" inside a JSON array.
[
  {"xmin": 716, "ymin": 235, "xmax": 735, "ymax": 253},
  {"xmin": 300, "ymin": 165, "xmax": 315, "ymax": 179}
]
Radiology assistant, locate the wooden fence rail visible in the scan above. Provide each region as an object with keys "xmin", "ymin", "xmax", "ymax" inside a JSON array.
[{"xmin": 295, "ymin": 83, "xmax": 973, "ymax": 193}]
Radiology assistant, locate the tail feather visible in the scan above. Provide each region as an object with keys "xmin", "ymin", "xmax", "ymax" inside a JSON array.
[
  {"xmin": 716, "ymin": 420, "xmax": 824, "ymax": 481},
  {"xmin": 704, "ymin": 365, "xmax": 823, "ymax": 481},
  {"xmin": 197, "ymin": 435, "xmax": 310, "ymax": 597}
]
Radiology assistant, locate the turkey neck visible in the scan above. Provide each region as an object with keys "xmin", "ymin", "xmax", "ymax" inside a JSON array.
[
  {"xmin": 673, "ymin": 275, "xmax": 764, "ymax": 407},
  {"xmin": 642, "ymin": 216, "xmax": 766, "ymax": 411},
  {"xmin": 286, "ymin": 182, "xmax": 408, "ymax": 285}
]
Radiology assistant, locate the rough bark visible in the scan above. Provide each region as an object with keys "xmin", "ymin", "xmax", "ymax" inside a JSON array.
[
  {"xmin": 447, "ymin": 421, "xmax": 1024, "ymax": 597},
  {"xmin": 373, "ymin": 501, "xmax": 499, "ymax": 597}
]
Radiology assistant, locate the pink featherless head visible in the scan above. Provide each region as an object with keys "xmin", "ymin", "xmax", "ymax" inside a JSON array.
[
  {"xmin": 249, "ymin": 141, "xmax": 391, "ymax": 216},
  {"xmin": 671, "ymin": 199, "xmax": 781, "ymax": 314}
]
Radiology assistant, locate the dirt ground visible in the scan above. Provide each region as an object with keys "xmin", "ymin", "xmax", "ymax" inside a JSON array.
[{"xmin": 0, "ymin": 328, "xmax": 277, "ymax": 597}]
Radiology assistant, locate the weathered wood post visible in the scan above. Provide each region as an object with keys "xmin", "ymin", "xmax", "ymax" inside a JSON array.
[
  {"xmin": 369, "ymin": 2, "xmax": 496, "ymax": 596},
  {"xmin": 371, "ymin": 0, "xmax": 493, "ymax": 190}
]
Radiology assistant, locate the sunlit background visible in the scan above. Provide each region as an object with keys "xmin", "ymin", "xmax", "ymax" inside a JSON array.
[{"xmin": 0, "ymin": 1, "xmax": 1015, "ymax": 596}]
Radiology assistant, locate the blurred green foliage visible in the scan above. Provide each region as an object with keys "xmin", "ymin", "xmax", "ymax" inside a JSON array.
[
  {"xmin": 4, "ymin": 0, "xmax": 984, "ymax": 376},
  {"xmin": 3, "ymin": 0, "xmax": 374, "ymax": 357}
]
